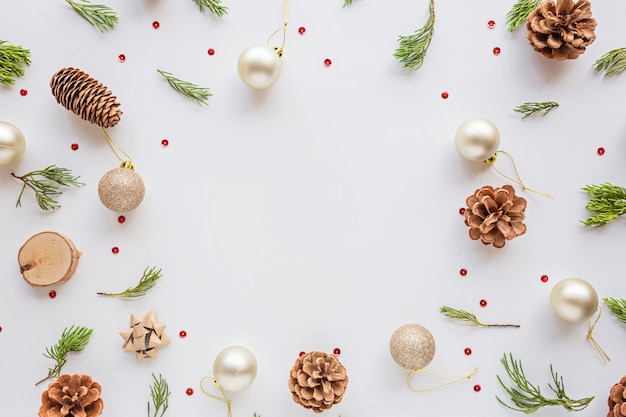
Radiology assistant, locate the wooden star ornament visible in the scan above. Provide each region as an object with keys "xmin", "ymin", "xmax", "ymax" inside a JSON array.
[{"xmin": 119, "ymin": 310, "xmax": 170, "ymax": 360}]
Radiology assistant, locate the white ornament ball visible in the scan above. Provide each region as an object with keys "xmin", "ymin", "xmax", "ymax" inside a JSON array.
[
  {"xmin": 213, "ymin": 345, "xmax": 258, "ymax": 392},
  {"xmin": 389, "ymin": 323, "xmax": 436, "ymax": 370},
  {"xmin": 237, "ymin": 45, "xmax": 282, "ymax": 90},
  {"xmin": 98, "ymin": 167, "xmax": 145, "ymax": 213},
  {"xmin": 550, "ymin": 277, "xmax": 598, "ymax": 323},
  {"xmin": 0, "ymin": 121, "xmax": 26, "ymax": 166},
  {"xmin": 455, "ymin": 117, "xmax": 500, "ymax": 162}
]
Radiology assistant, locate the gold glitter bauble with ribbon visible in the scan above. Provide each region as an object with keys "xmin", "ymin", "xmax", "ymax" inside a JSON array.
[
  {"xmin": 98, "ymin": 166, "xmax": 145, "ymax": 213},
  {"xmin": 390, "ymin": 323, "xmax": 436, "ymax": 370}
]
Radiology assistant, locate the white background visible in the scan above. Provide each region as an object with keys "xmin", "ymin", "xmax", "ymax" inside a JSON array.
[{"xmin": 2, "ymin": 0, "xmax": 626, "ymax": 416}]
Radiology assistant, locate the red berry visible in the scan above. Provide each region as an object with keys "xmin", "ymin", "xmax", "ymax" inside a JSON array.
[
  {"xmin": 118, "ymin": 54, "xmax": 126, "ymax": 62},
  {"xmin": 597, "ymin": 147, "xmax": 605, "ymax": 156},
  {"xmin": 161, "ymin": 139, "xmax": 169, "ymax": 147},
  {"xmin": 324, "ymin": 58, "xmax": 332, "ymax": 67},
  {"xmin": 112, "ymin": 247, "xmax": 119, "ymax": 255},
  {"xmin": 71, "ymin": 143, "xmax": 79, "ymax": 151},
  {"xmin": 298, "ymin": 27, "xmax": 306, "ymax": 35},
  {"xmin": 152, "ymin": 21, "xmax": 160, "ymax": 29},
  {"xmin": 474, "ymin": 384, "xmax": 481, "ymax": 392},
  {"xmin": 441, "ymin": 91, "xmax": 449, "ymax": 99},
  {"xmin": 49, "ymin": 290, "xmax": 57, "ymax": 299},
  {"xmin": 333, "ymin": 347, "xmax": 341, "ymax": 355},
  {"xmin": 186, "ymin": 388, "xmax": 194, "ymax": 395},
  {"xmin": 493, "ymin": 47, "xmax": 501, "ymax": 56},
  {"xmin": 19, "ymin": 89, "xmax": 27, "ymax": 96},
  {"xmin": 487, "ymin": 20, "xmax": 496, "ymax": 29},
  {"xmin": 207, "ymin": 48, "xmax": 215, "ymax": 56},
  {"xmin": 118, "ymin": 216, "xmax": 126, "ymax": 224},
  {"xmin": 464, "ymin": 347, "xmax": 472, "ymax": 355},
  {"xmin": 541, "ymin": 275, "xmax": 549, "ymax": 283},
  {"xmin": 179, "ymin": 330, "xmax": 187, "ymax": 338},
  {"xmin": 479, "ymin": 299, "xmax": 487, "ymax": 307},
  {"xmin": 459, "ymin": 208, "xmax": 466, "ymax": 215},
  {"xmin": 299, "ymin": 351, "xmax": 306, "ymax": 357},
  {"xmin": 460, "ymin": 268, "xmax": 467, "ymax": 276},
  {"xmin": 0, "ymin": 327, "xmax": 3, "ymax": 333}
]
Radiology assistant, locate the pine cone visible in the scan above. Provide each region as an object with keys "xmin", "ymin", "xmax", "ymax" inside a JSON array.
[
  {"xmin": 463, "ymin": 185, "xmax": 527, "ymax": 248},
  {"xmin": 50, "ymin": 67, "xmax": 122, "ymax": 128},
  {"xmin": 39, "ymin": 374, "xmax": 104, "ymax": 417},
  {"xmin": 526, "ymin": 0, "xmax": 596, "ymax": 60},
  {"xmin": 608, "ymin": 376, "xmax": 626, "ymax": 417},
  {"xmin": 288, "ymin": 351, "xmax": 348, "ymax": 413}
]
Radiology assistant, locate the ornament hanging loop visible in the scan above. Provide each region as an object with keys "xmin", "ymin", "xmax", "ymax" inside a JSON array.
[
  {"xmin": 406, "ymin": 366, "xmax": 478, "ymax": 392},
  {"xmin": 587, "ymin": 307, "xmax": 610, "ymax": 364},
  {"xmin": 200, "ymin": 376, "xmax": 232, "ymax": 417},
  {"xmin": 101, "ymin": 127, "xmax": 133, "ymax": 166},
  {"xmin": 266, "ymin": 0, "xmax": 289, "ymax": 58},
  {"xmin": 486, "ymin": 150, "xmax": 553, "ymax": 199}
]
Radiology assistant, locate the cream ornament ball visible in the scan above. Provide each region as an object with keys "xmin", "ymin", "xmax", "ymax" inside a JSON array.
[
  {"xmin": 550, "ymin": 278, "xmax": 598, "ymax": 323},
  {"xmin": 97, "ymin": 166, "xmax": 145, "ymax": 213},
  {"xmin": 390, "ymin": 323, "xmax": 436, "ymax": 370},
  {"xmin": 237, "ymin": 44, "xmax": 282, "ymax": 90},
  {"xmin": 455, "ymin": 117, "xmax": 500, "ymax": 162},
  {"xmin": 212, "ymin": 345, "xmax": 258, "ymax": 392},
  {"xmin": 0, "ymin": 121, "xmax": 26, "ymax": 166}
]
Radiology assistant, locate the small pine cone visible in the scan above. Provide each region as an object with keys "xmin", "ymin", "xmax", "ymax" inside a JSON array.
[
  {"xmin": 608, "ymin": 376, "xmax": 626, "ymax": 417},
  {"xmin": 526, "ymin": 0, "xmax": 596, "ymax": 60},
  {"xmin": 39, "ymin": 374, "xmax": 104, "ymax": 417},
  {"xmin": 463, "ymin": 185, "xmax": 527, "ymax": 248},
  {"xmin": 50, "ymin": 67, "xmax": 122, "ymax": 128},
  {"xmin": 288, "ymin": 351, "xmax": 348, "ymax": 413}
]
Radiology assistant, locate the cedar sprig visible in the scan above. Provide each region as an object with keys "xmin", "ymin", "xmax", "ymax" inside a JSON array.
[
  {"xmin": 148, "ymin": 373, "xmax": 171, "ymax": 417},
  {"xmin": 65, "ymin": 0, "xmax": 118, "ymax": 33},
  {"xmin": 506, "ymin": 0, "xmax": 542, "ymax": 32},
  {"xmin": 580, "ymin": 183, "xmax": 626, "ymax": 227},
  {"xmin": 98, "ymin": 266, "xmax": 163, "ymax": 299},
  {"xmin": 36, "ymin": 325, "xmax": 93, "ymax": 385},
  {"xmin": 11, "ymin": 165, "xmax": 84, "ymax": 210},
  {"xmin": 440, "ymin": 306, "xmax": 520, "ymax": 328},
  {"xmin": 603, "ymin": 297, "xmax": 626, "ymax": 324},
  {"xmin": 193, "ymin": 0, "xmax": 228, "ymax": 17},
  {"xmin": 0, "ymin": 41, "xmax": 31, "ymax": 86},
  {"xmin": 496, "ymin": 353, "xmax": 594, "ymax": 413},
  {"xmin": 513, "ymin": 101, "xmax": 559, "ymax": 119},
  {"xmin": 157, "ymin": 69, "xmax": 211, "ymax": 106},
  {"xmin": 593, "ymin": 48, "xmax": 626, "ymax": 78},
  {"xmin": 394, "ymin": 0, "xmax": 435, "ymax": 71}
]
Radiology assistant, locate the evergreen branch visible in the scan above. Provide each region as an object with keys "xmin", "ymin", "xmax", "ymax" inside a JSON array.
[
  {"xmin": 148, "ymin": 373, "xmax": 171, "ymax": 417},
  {"xmin": 394, "ymin": 0, "xmax": 435, "ymax": 71},
  {"xmin": 343, "ymin": 0, "xmax": 360, "ymax": 7},
  {"xmin": 98, "ymin": 266, "xmax": 163, "ymax": 299},
  {"xmin": 506, "ymin": 0, "xmax": 541, "ymax": 32},
  {"xmin": 157, "ymin": 69, "xmax": 211, "ymax": 106},
  {"xmin": 193, "ymin": 0, "xmax": 228, "ymax": 17},
  {"xmin": 603, "ymin": 297, "xmax": 626, "ymax": 325},
  {"xmin": 11, "ymin": 165, "xmax": 84, "ymax": 210},
  {"xmin": 513, "ymin": 101, "xmax": 559, "ymax": 119},
  {"xmin": 496, "ymin": 353, "xmax": 594, "ymax": 413},
  {"xmin": 439, "ymin": 306, "xmax": 520, "ymax": 328},
  {"xmin": 593, "ymin": 48, "xmax": 626, "ymax": 78},
  {"xmin": 0, "ymin": 41, "xmax": 31, "ymax": 86},
  {"xmin": 580, "ymin": 183, "xmax": 626, "ymax": 227},
  {"xmin": 65, "ymin": 0, "xmax": 118, "ymax": 33},
  {"xmin": 36, "ymin": 325, "xmax": 93, "ymax": 385}
]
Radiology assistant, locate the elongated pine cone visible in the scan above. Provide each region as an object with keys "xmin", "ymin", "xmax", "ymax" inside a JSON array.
[
  {"xmin": 39, "ymin": 374, "xmax": 104, "ymax": 417},
  {"xmin": 50, "ymin": 67, "xmax": 122, "ymax": 128},
  {"xmin": 608, "ymin": 376, "xmax": 626, "ymax": 417},
  {"xmin": 288, "ymin": 351, "xmax": 348, "ymax": 413},
  {"xmin": 526, "ymin": 0, "xmax": 596, "ymax": 60},
  {"xmin": 463, "ymin": 185, "xmax": 527, "ymax": 248}
]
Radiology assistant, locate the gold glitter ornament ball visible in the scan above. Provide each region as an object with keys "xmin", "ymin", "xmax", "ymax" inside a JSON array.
[
  {"xmin": 390, "ymin": 323, "xmax": 436, "ymax": 370},
  {"xmin": 98, "ymin": 167, "xmax": 145, "ymax": 212}
]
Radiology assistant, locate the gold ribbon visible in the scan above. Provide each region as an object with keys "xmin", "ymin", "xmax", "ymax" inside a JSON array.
[
  {"xmin": 101, "ymin": 127, "xmax": 134, "ymax": 169},
  {"xmin": 485, "ymin": 150, "xmax": 553, "ymax": 199},
  {"xmin": 406, "ymin": 366, "xmax": 479, "ymax": 392},
  {"xmin": 266, "ymin": 0, "xmax": 289, "ymax": 57},
  {"xmin": 200, "ymin": 376, "xmax": 232, "ymax": 417},
  {"xmin": 587, "ymin": 306, "xmax": 610, "ymax": 364}
]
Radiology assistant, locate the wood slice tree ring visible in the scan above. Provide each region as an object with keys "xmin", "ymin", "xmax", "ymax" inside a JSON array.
[{"xmin": 18, "ymin": 231, "xmax": 81, "ymax": 287}]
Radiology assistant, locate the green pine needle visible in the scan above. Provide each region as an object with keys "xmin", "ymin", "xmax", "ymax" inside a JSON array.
[
  {"xmin": 36, "ymin": 325, "xmax": 93, "ymax": 385},
  {"xmin": 580, "ymin": 183, "xmax": 626, "ymax": 227},
  {"xmin": 394, "ymin": 0, "xmax": 435, "ymax": 71},
  {"xmin": 513, "ymin": 101, "xmax": 559, "ymax": 119},
  {"xmin": 157, "ymin": 69, "xmax": 211, "ymax": 106},
  {"xmin": 440, "ymin": 306, "xmax": 520, "ymax": 328},
  {"xmin": 603, "ymin": 297, "xmax": 626, "ymax": 324},
  {"xmin": 593, "ymin": 48, "xmax": 626, "ymax": 78},
  {"xmin": 343, "ymin": 0, "xmax": 360, "ymax": 7},
  {"xmin": 506, "ymin": 0, "xmax": 541, "ymax": 32},
  {"xmin": 11, "ymin": 165, "xmax": 84, "ymax": 210},
  {"xmin": 65, "ymin": 0, "xmax": 118, "ymax": 33},
  {"xmin": 0, "ymin": 41, "xmax": 31, "ymax": 86},
  {"xmin": 98, "ymin": 266, "xmax": 163, "ymax": 300},
  {"xmin": 496, "ymin": 353, "xmax": 594, "ymax": 413},
  {"xmin": 193, "ymin": 0, "xmax": 228, "ymax": 17},
  {"xmin": 148, "ymin": 373, "xmax": 171, "ymax": 417}
]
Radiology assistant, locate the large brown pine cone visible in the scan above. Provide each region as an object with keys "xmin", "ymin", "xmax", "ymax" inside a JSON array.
[
  {"xmin": 288, "ymin": 351, "xmax": 348, "ymax": 413},
  {"xmin": 50, "ymin": 67, "xmax": 122, "ymax": 128},
  {"xmin": 526, "ymin": 0, "xmax": 596, "ymax": 60},
  {"xmin": 39, "ymin": 374, "xmax": 104, "ymax": 417},
  {"xmin": 463, "ymin": 185, "xmax": 527, "ymax": 248},
  {"xmin": 608, "ymin": 376, "xmax": 626, "ymax": 417}
]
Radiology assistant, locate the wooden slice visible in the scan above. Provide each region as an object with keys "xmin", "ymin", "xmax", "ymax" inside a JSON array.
[{"xmin": 18, "ymin": 231, "xmax": 81, "ymax": 287}]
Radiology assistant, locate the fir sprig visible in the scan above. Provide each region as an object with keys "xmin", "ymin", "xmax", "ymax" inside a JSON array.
[
  {"xmin": 506, "ymin": 0, "xmax": 541, "ymax": 32},
  {"xmin": 98, "ymin": 266, "xmax": 163, "ymax": 299},
  {"xmin": 496, "ymin": 353, "xmax": 594, "ymax": 413},
  {"xmin": 36, "ymin": 325, "xmax": 93, "ymax": 385},
  {"xmin": 394, "ymin": 0, "xmax": 435, "ymax": 71},
  {"xmin": 193, "ymin": 0, "xmax": 228, "ymax": 17},
  {"xmin": 11, "ymin": 165, "xmax": 84, "ymax": 210},
  {"xmin": 513, "ymin": 101, "xmax": 559, "ymax": 119},
  {"xmin": 343, "ymin": 0, "xmax": 359, "ymax": 7},
  {"xmin": 157, "ymin": 69, "xmax": 211, "ymax": 106},
  {"xmin": 148, "ymin": 373, "xmax": 171, "ymax": 417},
  {"xmin": 580, "ymin": 183, "xmax": 626, "ymax": 227},
  {"xmin": 603, "ymin": 297, "xmax": 626, "ymax": 324},
  {"xmin": 593, "ymin": 48, "xmax": 626, "ymax": 78},
  {"xmin": 0, "ymin": 41, "xmax": 31, "ymax": 86},
  {"xmin": 440, "ymin": 306, "xmax": 520, "ymax": 328},
  {"xmin": 65, "ymin": 0, "xmax": 118, "ymax": 33}
]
